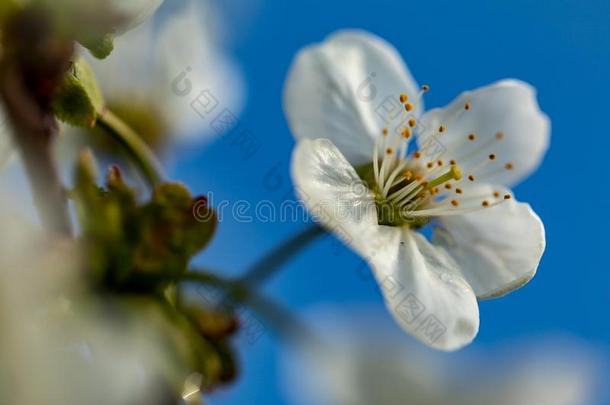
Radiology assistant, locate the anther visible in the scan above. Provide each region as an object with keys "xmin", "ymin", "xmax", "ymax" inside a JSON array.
[
  {"xmin": 401, "ymin": 127, "xmax": 412, "ymax": 139},
  {"xmin": 504, "ymin": 194, "xmax": 512, "ymax": 200},
  {"xmin": 427, "ymin": 162, "xmax": 434, "ymax": 169},
  {"xmin": 437, "ymin": 160, "xmax": 443, "ymax": 167},
  {"xmin": 451, "ymin": 199, "xmax": 460, "ymax": 207},
  {"xmin": 456, "ymin": 188, "xmax": 463, "ymax": 194},
  {"xmin": 403, "ymin": 170, "xmax": 413, "ymax": 180},
  {"xmin": 422, "ymin": 84, "xmax": 430, "ymax": 93},
  {"xmin": 450, "ymin": 159, "xmax": 457, "ymax": 166},
  {"xmin": 464, "ymin": 103, "xmax": 471, "ymax": 110},
  {"xmin": 405, "ymin": 103, "xmax": 414, "ymax": 112},
  {"xmin": 496, "ymin": 131, "xmax": 505, "ymax": 140},
  {"xmin": 505, "ymin": 163, "xmax": 514, "ymax": 170},
  {"xmin": 468, "ymin": 133, "xmax": 477, "ymax": 141},
  {"xmin": 489, "ymin": 154, "xmax": 496, "ymax": 160},
  {"xmin": 383, "ymin": 128, "xmax": 388, "ymax": 135},
  {"xmin": 439, "ymin": 125, "xmax": 446, "ymax": 133},
  {"xmin": 408, "ymin": 118, "xmax": 417, "ymax": 128},
  {"xmin": 399, "ymin": 93, "xmax": 409, "ymax": 103},
  {"xmin": 482, "ymin": 200, "xmax": 490, "ymax": 207},
  {"xmin": 468, "ymin": 175, "xmax": 475, "ymax": 181},
  {"xmin": 413, "ymin": 151, "xmax": 422, "ymax": 159},
  {"xmin": 445, "ymin": 183, "xmax": 453, "ymax": 189},
  {"xmin": 386, "ymin": 148, "xmax": 393, "ymax": 155},
  {"xmin": 493, "ymin": 191, "xmax": 500, "ymax": 198}
]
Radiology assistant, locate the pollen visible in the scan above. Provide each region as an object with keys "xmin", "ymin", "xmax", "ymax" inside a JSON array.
[
  {"xmin": 403, "ymin": 170, "xmax": 413, "ymax": 180},
  {"xmin": 399, "ymin": 93, "xmax": 409, "ymax": 103},
  {"xmin": 451, "ymin": 199, "xmax": 460, "ymax": 207},
  {"xmin": 468, "ymin": 133, "xmax": 477, "ymax": 141}
]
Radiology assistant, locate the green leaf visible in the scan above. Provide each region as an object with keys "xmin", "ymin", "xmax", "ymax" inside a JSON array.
[{"xmin": 53, "ymin": 57, "xmax": 105, "ymax": 128}]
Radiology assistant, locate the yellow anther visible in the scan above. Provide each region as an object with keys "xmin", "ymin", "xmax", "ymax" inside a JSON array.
[
  {"xmin": 505, "ymin": 163, "xmax": 514, "ymax": 170},
  {"xmin": 451, "ymin": 199, "xmax": 460, "ymax": 207},
  {"xmin": 405, "ymin": 102, "xmax": 414, "ymax": 111},
  {"xmin": 383, "ymin": 128, "xmax": 389, "ymax": 135},
  {"xmin": 399, "ymin": 93, "xmax": 409, "ymax": 103},
  {"xmin": 408, "ymin": 118, "xmax": 417, "ymax": 128},
  {"xmin": 401, "ymin": 127, "xmax": 412, "ymax": 139},
  {"xmin": 403, "ymin": 170, "xmax": 413, "ymax": 180}
]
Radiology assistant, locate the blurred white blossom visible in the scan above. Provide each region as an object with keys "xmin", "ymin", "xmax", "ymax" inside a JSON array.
[
  {"xmin": 0, "ymin": 199, "xmax": 180, "ymax": 405},
  {"xmin": 282, "ymin": 308, "xmax": 602, "ymax": 405}
]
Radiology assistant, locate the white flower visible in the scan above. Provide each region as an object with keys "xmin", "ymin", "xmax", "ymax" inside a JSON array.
[
  {"xmin": 0, "ymin": 199, "xmax": 179, "ymax": 405},
  {"xmin": 284, "ymin": 30, "xmax": 549, "ymax": 350},
  {"xmin": 282, "ymin": 308, "xmax": 599, "ymax": 405},
  {"xmin": 84, "ymin": 0, "xmax": 244, "ymax": 142}
]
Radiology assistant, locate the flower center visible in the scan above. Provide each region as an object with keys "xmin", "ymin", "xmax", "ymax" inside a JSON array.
[{"xmin": 358, "ymin": 85, "xmax": 514, "ymax": 228}]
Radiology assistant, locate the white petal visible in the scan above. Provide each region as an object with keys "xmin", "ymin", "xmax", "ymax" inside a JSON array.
[
  {"xmin": 153, "ymin": 0, "xmax": 244, "ymax": 140},
  {"xmin": 368, "ymin": 230, "xmax": 479, "ymax": 351},
  {"xmin": 292, "ymin": 138, "xmax": 479, "ymax": 350},
  {"xmin": 419, "ymin": 79, "xmax": 550, "ymax": 186},
  {"xmin": 291, "ymin": 138, "xmax": 379, "ymax": 256},
  {"xmin": 113, "ymin": 0, "xmax": 164, "ymax": 32},
  {"xmin": 284, "ymin": 30, "xmax": 420, "ymax": 165},
  {"xmin": 433, "ymin": 184, "xmax": 545, "ymax": 299}
]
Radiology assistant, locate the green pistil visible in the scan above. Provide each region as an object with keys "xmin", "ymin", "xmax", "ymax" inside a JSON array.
[{"xmin": 425, "ymin": 165, "xmax": 462, "ymax": 190}]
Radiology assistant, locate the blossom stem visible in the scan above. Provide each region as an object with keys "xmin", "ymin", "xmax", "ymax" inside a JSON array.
[
  {"xmin": 239, "ymin": 224, "xmax": 326, "ymax": 285},
  {"xmin": 176, "ymin": 270, "xmax": 316, "ymax": 343},
  {"xmin": 97, "ymin": 109, "xmax": 164, "ymax": 187},
  {"xmin": 0, "ymin": 63, "xmax": 72, "ymax": 236}
]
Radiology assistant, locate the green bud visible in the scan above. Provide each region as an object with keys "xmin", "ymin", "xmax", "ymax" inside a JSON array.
[{"xmin": 53, "ymin": 57, "xmax": 105, "ymax": 128}]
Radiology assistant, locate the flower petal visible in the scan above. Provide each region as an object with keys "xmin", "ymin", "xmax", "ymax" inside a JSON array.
[
  {"xmin": 368, "ymin": 229, "xmax": 479, "ymax": 351},
  {"xmin": 419, "ymin": 79, "xmax": 550, "ymax": 186},
  {"xmin": 292, "ymin": 138, "xmax": 479, "ymax": 350},
  {"xmin": 284, "ymin": 30, "xmax": 420, "ymax": 165},
  {"xmin": 291, "ymin": 138, "xmax": 379, "ymax": 255},
  {"xmin": 433, "ymin": 184, "xmax": 546, "ymax": 299}
]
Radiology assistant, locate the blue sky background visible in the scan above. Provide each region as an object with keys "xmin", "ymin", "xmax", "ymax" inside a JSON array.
[{"xmin": 168, "ymin": 0, "xmax": 610, "ymax": 403}]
